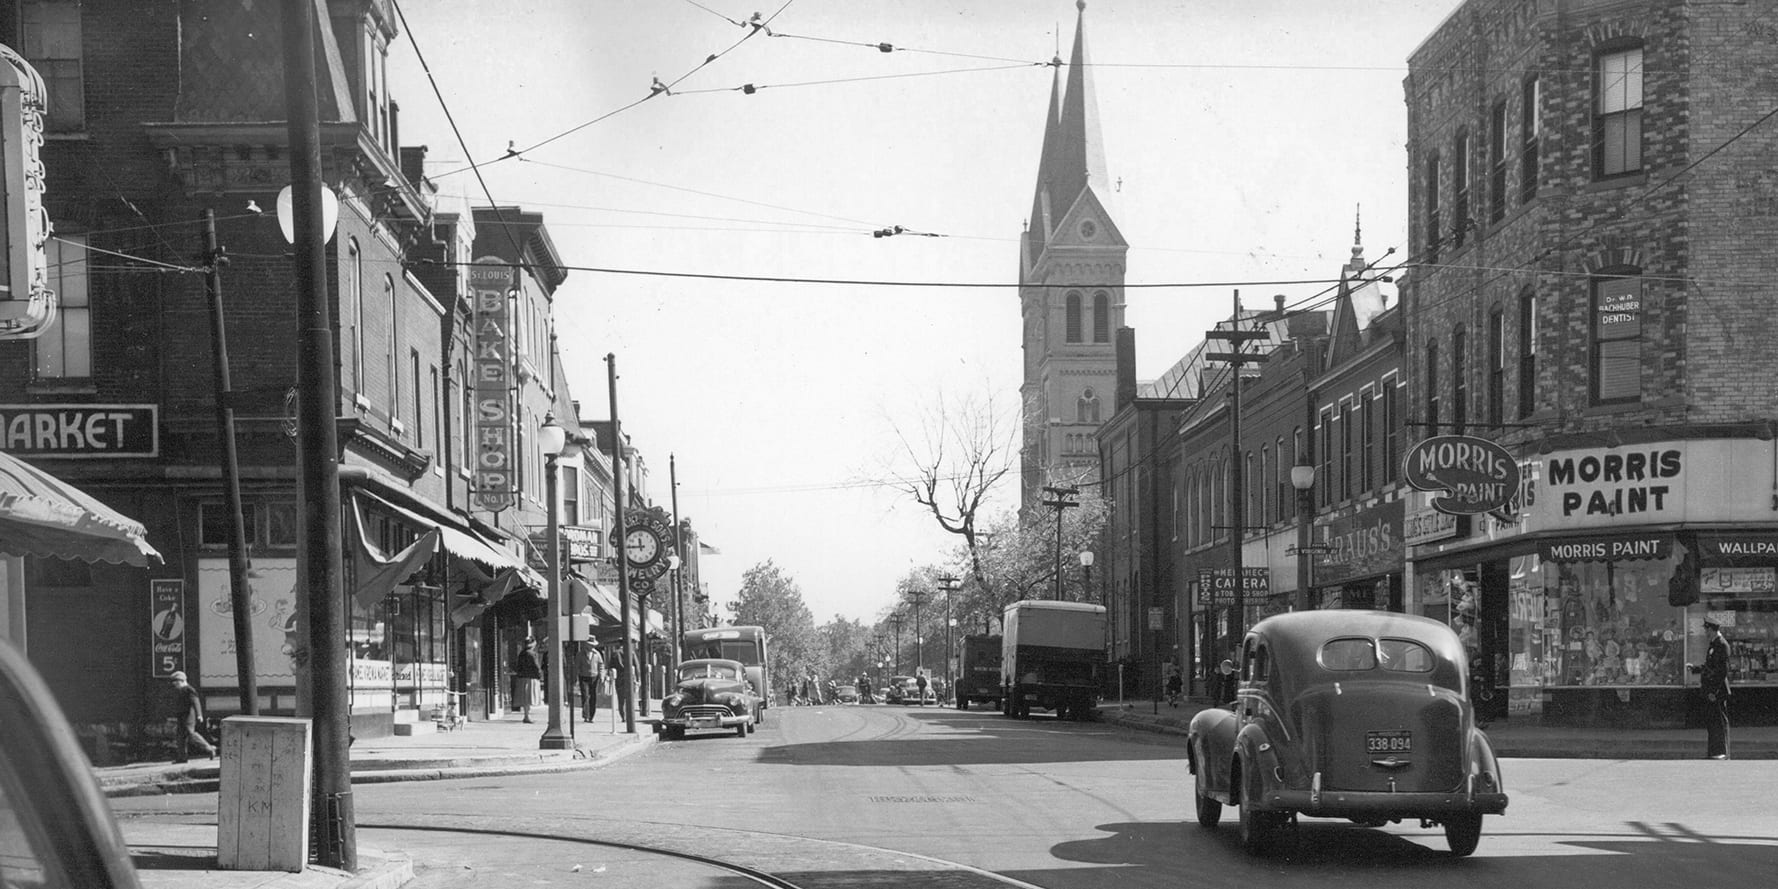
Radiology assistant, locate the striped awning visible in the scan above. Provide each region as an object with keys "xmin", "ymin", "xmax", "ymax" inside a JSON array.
[{"xmin": 0, "ymin": 451, "xmax": 158, "ymax": 565}]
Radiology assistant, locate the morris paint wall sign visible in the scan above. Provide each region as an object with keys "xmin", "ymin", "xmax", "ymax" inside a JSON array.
[
  {"xmin": 1532, "ymin": 439, "xmax": 1774, "ymax": 531},
  {"xmin": 1401, "ymin": 435, "xmax": 1520, "ymax": 516}
]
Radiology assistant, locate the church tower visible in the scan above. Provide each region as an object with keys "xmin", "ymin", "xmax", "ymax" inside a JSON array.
[{"xmin": 1019, "ymin": 1, "xmax": 1127, "ymax": 513}]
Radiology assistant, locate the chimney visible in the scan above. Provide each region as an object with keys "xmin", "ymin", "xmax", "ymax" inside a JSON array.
[{"xmin": 1115, "ymin": 327, "xmax": 1138, "ymax": 409}]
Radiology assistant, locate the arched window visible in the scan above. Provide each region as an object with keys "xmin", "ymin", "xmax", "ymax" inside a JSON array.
[
  {"xmin": 1452, "ymin": 323, "xmax": 1468, "ymax": 434},
  {"xmin": 1425, "ymin": 339, "xmax": 1441, "ymax": 430},
  {"xmin": 1518, "ymin": 288, "xmax": 1538, "ymax": 418},
  {"xmin": 384, "ymin": 274, "xmax": 398, "ymax": 417},
  {"xmin": 347, "ymin": 237, "xmax": 363, "ymax": 394},
  {"xmin": 1092, "ymin": 292, "xmax": 1110, "ymax": 343},
  {"xmin": 1065, "ymin": 291, "xmax": 1083, "ymax": 343},
  {"xmin": 1077, "ymin": 387, "xmax": 1100, "ymax": 423}
]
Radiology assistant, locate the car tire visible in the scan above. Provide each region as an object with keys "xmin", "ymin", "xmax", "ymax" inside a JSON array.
[
  {"xmin": 1193, "ymin": 757, "xmax": 1222, "ymax": 827},
  {"xmin": 665, "ymin": 726, "xmax": 684, "ymax": 741},
  {"xmin": 1443, "ymin": 814, "xmax": 1483, "ymax": 857}
]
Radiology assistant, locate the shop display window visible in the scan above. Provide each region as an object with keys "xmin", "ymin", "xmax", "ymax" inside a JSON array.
[
  {"xmin": 1547, "ymin": 552, "xmax": 1683, "ymax": 687},
  {"xmin": 1695, "ymin": 595, "xmax": 1778, "ymax": 685}
]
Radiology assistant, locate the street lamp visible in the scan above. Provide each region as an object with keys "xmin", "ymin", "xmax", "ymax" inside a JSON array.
[
  {"xmin": 1291, "ymin": 464, "xmax": 1316, "ymax": 613},
  {"xmin": 536, "ymin": 416, "xmax": 577, "ymax": 750},
  {"xmin": 1078, "ymin": 550, "xmax": 1095, "ymax": 603},
  {"xmin": 666, "ymin": 553, "xmax": 682, "ymax": 674},
  {"xmin": 888, "ymin": 612, "xmax": 905, "ymax": 676},
  {"xmin": 936, "ymin": 575, "xmax": 959, "ymax": 705},
  {"xmin": 907, "ymin": 589, "xmax": 930, "ymax": 679}
]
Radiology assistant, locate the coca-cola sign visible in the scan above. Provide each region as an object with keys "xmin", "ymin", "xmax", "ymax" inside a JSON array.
[{"xmin": 1402, "ymin": 435, "xmax": 1520, "ymax": 517}]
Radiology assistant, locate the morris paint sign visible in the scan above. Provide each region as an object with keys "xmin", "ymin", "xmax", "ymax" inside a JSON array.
[{"xmin": 1401, "ymin": 435, "xmax": 1520, "ymax": 517}]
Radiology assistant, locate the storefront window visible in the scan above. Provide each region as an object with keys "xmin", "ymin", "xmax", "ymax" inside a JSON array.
[
  {"xmin": 1546, "ymin": 548, "xmax": 1683, "ymax": 687},
  {"xmin": 1696, "ymin": 580, "xmax": 1778, "ymax": 685}
]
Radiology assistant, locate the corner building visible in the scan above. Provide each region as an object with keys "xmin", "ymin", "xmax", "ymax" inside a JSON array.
[{"xmin": 1403, "ymin": 0, "xmax": 1778, "ymax": 727}]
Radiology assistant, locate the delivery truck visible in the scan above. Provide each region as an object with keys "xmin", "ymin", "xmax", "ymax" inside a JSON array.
[
  {"xmin": 1001, "ymin": 600, "xmax": 1105, "ymax": 720},
  {"xmin": 954, "ymin": 634, "xmax": 1003, "ymax": 710}
]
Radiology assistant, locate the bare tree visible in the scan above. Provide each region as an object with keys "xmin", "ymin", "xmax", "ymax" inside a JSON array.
[{"xmin": 885, "ymin": 390, "xmax": 1017, "ymax": 604}]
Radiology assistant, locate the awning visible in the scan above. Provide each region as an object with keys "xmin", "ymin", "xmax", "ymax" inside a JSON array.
[
  {"xmin": 569, "ymin": 574, "xmax": 622, "ymax": 624},
  {"xmin": 0, "ymin": 450, "xmax": 159, "ymax": 565},
  {"xmin": 353, "ymin": 489, "xmax": 542, "ymax": 586}
]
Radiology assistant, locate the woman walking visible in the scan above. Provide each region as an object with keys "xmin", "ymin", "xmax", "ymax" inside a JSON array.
[{"xmin": 511, "ymin": 638, "xmax": 542, "ymax": 723}]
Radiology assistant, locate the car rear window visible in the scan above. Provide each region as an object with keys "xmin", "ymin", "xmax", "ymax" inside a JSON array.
[{"xmin": 1319, "ymin": 637, "xmax": 1437, "ymax": 673}]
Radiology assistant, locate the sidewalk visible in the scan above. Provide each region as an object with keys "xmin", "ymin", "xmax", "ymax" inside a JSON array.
[
  {"xmin": 102, "ymin": 707, "xmax": 663, "ymax": 889},
  {"xmin": 1095, "ymin": 697, "xmax": 1778, "ymax": 759}
]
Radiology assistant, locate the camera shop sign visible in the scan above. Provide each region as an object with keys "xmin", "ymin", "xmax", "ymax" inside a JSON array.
[
  {"xmin": 1534, "ymin": 438, "xmax": 1773, "ymax": 531},
  {"xmin": 1196, "ymin": 567, "xmax": 1269, "ymax": 605},
  {"xmin": 1402, "ymin": 435, "xmax": 1519, "ymax": 516}
]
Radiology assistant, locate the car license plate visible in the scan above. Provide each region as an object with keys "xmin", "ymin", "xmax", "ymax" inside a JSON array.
[
  {"xmin": 690, "ymin": 718, "xmax": 719, "ymax": 729},
  {"xmin": 1366, "ymin": 730, "xmax": 1412, "ymax": 754}
]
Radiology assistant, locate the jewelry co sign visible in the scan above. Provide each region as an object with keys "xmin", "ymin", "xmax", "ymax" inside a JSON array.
[
  {"xmin": 0, "ymin": 404, "xmax": 158, "ymax": 457},
  {"xmin": 1402, "ymin": 435, "xmax": 1520, "ymax": 517}
]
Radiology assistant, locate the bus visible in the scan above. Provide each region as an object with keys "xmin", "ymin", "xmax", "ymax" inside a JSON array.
[{"xmin": 681, "ymin": 625, "xmax": 771, "ymax": 714}]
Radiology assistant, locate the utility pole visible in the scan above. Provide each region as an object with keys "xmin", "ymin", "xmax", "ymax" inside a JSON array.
[
  {"xmin": 201, "ymin": 210, "xmax": 256, "ymax": 716},
  {"xmin": 1041, "ymin": 486, "xmax": 1080, "ymax": 600},
  {"xmin": 606, "ymin": 354, "xmax": 636, "ymax": 734},
  {"xmin": 668, "ymin": 455, "xmax": 684, "ymax": 676},
  {"xmin": 888, "ymin": 612, "xmax": 905, "ymax": 675},
  {"xmin": 282, "ymin": 0, "xmax": 351, "ymax": 868},
  {"xmin": 906, "ymin": 588, "xmax": 930, "ymax": 678},
  {"xmin": 1205, "ymin": 290, "xmax": 1269, "ymax": 675}
]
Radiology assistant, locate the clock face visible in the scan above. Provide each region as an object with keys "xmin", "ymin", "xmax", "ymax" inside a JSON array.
[{"xmin": 624, "ymin": 528, "xmax": 661, "ymax": 566}]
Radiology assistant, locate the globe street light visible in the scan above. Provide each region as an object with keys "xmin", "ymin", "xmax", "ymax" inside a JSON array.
[
  {"xmin": 1291, "ymin": 463, "xmax": 1317, "ymax": 613},
  {"xmin": 1078, "ymin": 550, "xmax": 1095, "ymax": 603},
  {"xmin": 537, "ymin": 415, "xmax": 578, "ymax": 750}
]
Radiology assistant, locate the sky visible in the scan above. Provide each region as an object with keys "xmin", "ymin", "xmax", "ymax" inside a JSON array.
[{"xmin": 388, "ymin": 0, "xmax": 1462, "ymax": 624}]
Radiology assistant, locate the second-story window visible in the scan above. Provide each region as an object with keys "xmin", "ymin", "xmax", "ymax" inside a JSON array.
[
  {"xmin": 1317, "ymin": 407, "xmax": 1335, "ymax": 509},
  {"xmin": 1092, "ymin": 292, "xmax": 1110, "ymax": 343},
  {"xmin": 1595, "ymin": 46, "xmax": 1644, "ymax": 178},
  {"xmin": 410, "ymin": 350, "xmax": 423, "ymax": 447},
  {"xmin": 33, "ymin": 234, "xmax": 89, "ymax": 379},
  {"xmin": 1339, "ymin": 400, "xmax": 1355, "ymax": 501},
  {"xmin": 1518, "ymin": 289, "xmax": 1538, "ymax": 418},
  {"xmin": 1065, "ymin": 291, "xmax": 1082, "ymax": 343},
  {"xmin": 1592, "ymin": 273, "xmax": 1642, "ymax": 404},
  {"xmin": 384, "ymin": 275, "xmax": 398, "ymax": 423},
  {"xmin": 1452, "ymin": 324, "xmax": 1469, "ymax": 434},
  {"xmin": 1382, "ymin": 377, "xmax": 1401, "ymax": 478},
  {"xmin": 1488, "ymin": 308, "xmax": 1505, "ymax": 427},
  {"xmin": 1360, "ymin": 388, "xmax": 1375, "ymax": 493},
  {"xmin": 20, "ymin": 1, "xmax": 83, "ymax": 132},
  {"xmin": 346, "ymin": 238, "xmax": 364, "ymax": 394},
  {"xmin": 1424, "ymin": 339, "xmax": 1441, "ymax": 432},
  {"xmin": 562, "ymin": 465, "xmax": 581, "ymax": 526}
]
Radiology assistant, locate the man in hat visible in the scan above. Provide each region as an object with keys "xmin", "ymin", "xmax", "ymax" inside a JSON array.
[
  {"xmin": 1687, "ymin": 617, "xmax": 1731, "ymax": 759},
  {"xmin": 169, "ymin": 671, "xmax": 216, "ymax": 762}
]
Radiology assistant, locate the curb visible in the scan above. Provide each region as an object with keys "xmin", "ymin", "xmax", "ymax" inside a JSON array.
[
  {"xmin": 102, "ymin": 734, "xmax": 656, "ymax": 798},
  {"xmin": 338, "ymin": 854, "xmax": 413, "ymax": 889}
]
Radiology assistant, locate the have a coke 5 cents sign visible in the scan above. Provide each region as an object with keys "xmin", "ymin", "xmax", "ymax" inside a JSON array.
[{"xmin": 1402, "ymin": 435, "xmax": 1519, "ymax": 517}]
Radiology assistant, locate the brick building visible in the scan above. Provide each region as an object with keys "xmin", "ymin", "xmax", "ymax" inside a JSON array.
[
  {"xmin": 1402, "ymin": 0, "xmax": 1778, "ymax": 727},
  {"xmin": 0, "ymin": 0, "xmax": 646, "ymax": 755}
]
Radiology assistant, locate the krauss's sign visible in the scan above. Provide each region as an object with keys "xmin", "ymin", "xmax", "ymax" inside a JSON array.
[
  {"xmin": 1314, "ymin": 500, "xmax": 1403, "ymax": 584},
  {"xmin": 1401, "ymin": 435, "xmax": 1520, "ymax": 516}
]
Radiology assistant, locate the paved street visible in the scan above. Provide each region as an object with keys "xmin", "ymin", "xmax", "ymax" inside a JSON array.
[{"xmin": 112, "ymin": 703, "xmax": 1778, "ymax": 888}]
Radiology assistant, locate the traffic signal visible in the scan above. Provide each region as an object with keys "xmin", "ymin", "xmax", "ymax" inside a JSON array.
[{"xmin": 0, "ymin": 45, "xmax": 50, "ymax": 338}]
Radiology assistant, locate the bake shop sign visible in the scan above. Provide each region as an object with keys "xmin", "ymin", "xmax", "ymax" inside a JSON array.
[{"xmin": 1401, "ymin": 435, "xmax": 1520, "ymax": 517}]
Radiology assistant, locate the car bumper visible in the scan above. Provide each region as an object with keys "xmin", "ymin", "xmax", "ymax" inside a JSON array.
[
  {"xmin": 1260, "ymin": 787, "xmax": 1509, "ymax": 818},
  {"xmin": 647, "ymin": 715, "xmax": 748, "ymax": 731}
]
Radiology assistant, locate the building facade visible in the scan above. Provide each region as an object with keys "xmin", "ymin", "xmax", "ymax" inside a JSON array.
[{"xmin": 1403, "ymin": 0, "xmax": 1778, "ymax": 727}]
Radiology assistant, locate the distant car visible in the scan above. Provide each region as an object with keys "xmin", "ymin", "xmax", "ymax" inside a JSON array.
[
  {"xmin": 884, "ymin": 675, "xmax": 917, "ymax": 705},
  {"xmin": 653, "ymin": 658, "xmax": 758, "ymax": 740},
  {"xmin": 0, "ymin": 638, "xmax": 143, "ymax": 887},
  {"xmin": 1186, "ymin": 611, "xmax": 1508, "ymax": 857},
  {"xmin": 833, "ymin": 685, "xmax": 860, "ymax": 705}
]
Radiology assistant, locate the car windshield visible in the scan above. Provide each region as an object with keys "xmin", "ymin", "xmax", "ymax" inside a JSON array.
[
  {"xmin": 680, "ymin": 663, "xmax": 740, "ymax": 681},
  {"xmin": 1320, "ymin": 637, "xmax": 1436, "ymax": 673}
]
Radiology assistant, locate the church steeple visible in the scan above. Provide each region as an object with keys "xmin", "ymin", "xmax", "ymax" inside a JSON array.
[{"xmin": 1024, "ymin": 1, "xmax": 1109, "ymax": 263}]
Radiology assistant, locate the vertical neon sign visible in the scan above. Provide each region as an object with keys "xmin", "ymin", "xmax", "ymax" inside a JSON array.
[{"xmin": 470, "ymin": 259, "xmax": 514, "ymax": 511}]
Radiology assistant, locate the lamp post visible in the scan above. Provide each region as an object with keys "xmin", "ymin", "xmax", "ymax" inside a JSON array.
[
  {"xmin": 936, "ymin": 575, "xmax": 959, "ymax": 705},
  {"xmin": 536, "ymin": 417, "xmax": 574, "ymax": 750},
  {"xmin": 668, "ymin": 454, "xmax": 684, "ymax": 674},
  {"xmin": 666, "ymin": 553, "xmax": 682, "ymax": 674},
  {"xmin": 907, "ymin": 589, "xmax": 930, "ymax": 678},
  {"xmin": 888, "ymin": 612, "xmax": 905, "ymax": 676},
  {"xmin": 1291, "ymin": 464, "xmax": 1316, "ymax": 612},
  {"xmin": 1078, "ymin": 550, "xmax": 1095, "ymax": 603}
]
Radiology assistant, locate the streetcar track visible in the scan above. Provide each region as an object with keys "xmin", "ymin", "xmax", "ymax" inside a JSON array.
[{"xmin": 361, "ymin": 823, "xmax": 805, "ymax": 888}]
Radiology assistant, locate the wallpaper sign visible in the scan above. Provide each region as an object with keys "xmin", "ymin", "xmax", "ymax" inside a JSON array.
[{"xmin": 471, "ymin": 259, "xmax": 515, "ymax": 512}]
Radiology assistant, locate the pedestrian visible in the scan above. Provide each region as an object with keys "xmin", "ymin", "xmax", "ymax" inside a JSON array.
[
  {"xmin": 1163, "ymin": 658, "xmax": 1183, "ymax": 707},
  {"xmin": 169, "ymin": 671, "xmax": 216, "ymax": 763},
  {"xmin": 611, "ymin": 642, "xmax": 633, "ymax": 718},
  {"xmin": 510, "ymin": 637, "xmax": 542, "ymax": 724},
  {"xmin": 915, "ymin": 670, "xmax": 930, "ymax": 706},
  {"xmin": 1688, "ymin": 617, "xmax": 1732, "ymax": 759},
  {"xmin": 1217, "ymin": 658, "xmax": 1237, "ymax": 703},
  {"xmin": 575, "ymin": 641, "xmax": 605, "ymax": 723}
]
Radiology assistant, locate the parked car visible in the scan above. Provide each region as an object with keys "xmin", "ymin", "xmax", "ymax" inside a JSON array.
[
  {"xmin": 1186, "ymin": 611, "xmax": 1508, "ymax": 857},
  {"xmin": 886, "ymin": 675, "xmax": 936, "ymax": 705},
  {"xmin": 0, "ymin": 638, "xmax": 143, "ymax": 887},
  {"xmin": 832, "ymin": 684, "xmax": 861, "ymax": 705},
  {"xmin": 651, "ymin": 658, "xmax": 758, "ymax": 740}
]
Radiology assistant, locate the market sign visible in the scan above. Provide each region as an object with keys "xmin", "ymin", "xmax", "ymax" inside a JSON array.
[
  {"xmin": 1401, "ymin": 435, "xmax": 1520, "ymax": 516},
  {"xmin": 1196, "ymin": 567, "xmax": 1269, "ymax": 606},
  {"xmin": 0, "ymin": 404, "xmax": 158, "ymax": 457},
  {"xmin": 470, "ymin": 260, "xmax": 514, "ymax": 512}
]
